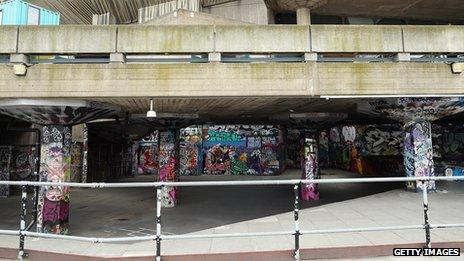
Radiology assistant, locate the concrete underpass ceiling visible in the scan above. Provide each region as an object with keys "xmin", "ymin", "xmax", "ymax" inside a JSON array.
[{"xmin": 90, "ymin": 97, "xmax": 362, "ymax": 124}]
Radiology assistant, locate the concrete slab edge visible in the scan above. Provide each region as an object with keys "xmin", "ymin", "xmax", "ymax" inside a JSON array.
[{"xmin": 0, "ymin": 242, "xmax": 463, "ymax": 260}]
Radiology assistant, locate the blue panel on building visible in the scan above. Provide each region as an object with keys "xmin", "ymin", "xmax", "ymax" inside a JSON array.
[{"xmin": 0, "ymin": 0, "xmax": 60, "ymax": 25}]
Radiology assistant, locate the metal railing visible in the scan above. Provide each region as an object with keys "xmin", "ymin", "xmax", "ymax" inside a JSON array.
[{"xmin": 0, "ymin": 176, "xmax": 464, "ymax": 260}]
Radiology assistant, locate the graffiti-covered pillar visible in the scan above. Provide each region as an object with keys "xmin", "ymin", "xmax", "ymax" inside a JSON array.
[
  {"xmin": 403, "ymin": 121, "xmax": 435, "ymax": 191},
  {"xmin": 82, "ymin": 124, "xmax": 88, "ymax": 183},
  {"xmin": 158, "ymin": 129, "xmax": 179, "ymax": 207},
  {"xmin": 301, "ymin": 137, "xmax": 320, "ymax": 201},
  {"xmin": 38, "ymin": 125, "xmax": 72, "ymax": 234}
]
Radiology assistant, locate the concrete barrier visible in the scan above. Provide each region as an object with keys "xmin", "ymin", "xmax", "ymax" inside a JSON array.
[
  {"xmin": 215, "ymin": 25, "xmax": 310, "ymax": 52},
  {"xmin": 403, "ymin": 26, "xmax": 464, "ymax": 53},
  {"xmin": 311, "ymin": 25, "xmax": 403, "ymax": 53},
  {"xmin": 0, "ymin": 26, "xmax": 18, "ymax": 54},
  {"xmin": 117, "ymin": 25, "xmax": 215, "ymax": 53},
  {"xmin": 17, "ymin": 25, "xmax": 117, "ymax": 53},
  {"xmin": 2, "ymin": 24, "xmax": 464, "ymax": 55}
]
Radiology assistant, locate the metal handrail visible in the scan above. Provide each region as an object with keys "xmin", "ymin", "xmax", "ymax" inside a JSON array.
[
  {"xmin": 0, "ymin": 175, "xmax": 462, "ymax": 187},
  {"xmin": 0, "ymin": 176, "xmax": 463, "ymax": 260}
]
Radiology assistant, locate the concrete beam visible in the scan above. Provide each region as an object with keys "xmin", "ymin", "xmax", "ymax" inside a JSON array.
[
  {"xmin": 1, "ymin": 25, "xmax": 464, "ymax": 55},
  {"xmin": 1, "ymin": 62, "xmax": 463, "ymax": 98},
  {"xmin": 0, "ymin": 26, "xmax": 18, "ymax": 54},
  {"xmin": 311, "ymin": 25, "xmax": 403, "ymax": 53},
  {"xmin": 117, "ymin": 25, "xmax": 215, "ymax": 53},
  {"xmin": 0, "ymin": 63, "xmax": 312, "ymax": 98},
  {"xmin": 403, "ymin": 26, "xmax": 464, "ymax": 53},
  {"xmin": 17, "ymin": 26, "xmax": 117, "ymax": 54},
  {"xmin": 215, "ymin": 25, "xmax": 310, "ymax": 53},
  {"xmin": 315, "ymin": 62, "xmax": 464, "ymax": 96}
]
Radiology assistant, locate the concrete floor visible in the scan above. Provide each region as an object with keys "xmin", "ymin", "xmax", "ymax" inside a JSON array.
[{"xmin": 0, "ymin": 169, "xmax": 463, "ymax": 259}]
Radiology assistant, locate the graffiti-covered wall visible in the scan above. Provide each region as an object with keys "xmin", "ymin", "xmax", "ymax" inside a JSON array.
[
  {"xmin": 137, "ymin": 132, "xmax": 159, "ymax": 175},
  {"xmin": 0, "ymin": 146, "xmax": 11, "ymax": 197},
  {"xmin": 180, "ymin": 127, "xmax": 201, "ymax": 176},
  {"xmin": 158, "ymin": 130, "xmax": 178, "ymax": 207},
  {"xmin": 328, "ymin": 124, "xmax": 404, "ymax": 176},
  {"xmin": 201, "ymin": 125, "xmax": 283, "ymax": 175}
]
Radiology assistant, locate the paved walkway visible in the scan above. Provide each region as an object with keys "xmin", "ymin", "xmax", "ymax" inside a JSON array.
[{"xmin": 0, "ymin": 169, "xmax": 463, "ymax": 259}]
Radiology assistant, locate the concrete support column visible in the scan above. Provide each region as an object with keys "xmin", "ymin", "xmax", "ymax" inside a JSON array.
[
  {"xmin": 403, "ymin": 121, "xmax": 435, "ymax": 191},
  {"xmin": 71, "ymin": 124, "xmax": 88, "ymax": 183},
  {"xmin": 301, "ymin": 136, "xmax": 320, "ymax": 201},
  {"xmin": 37, "ymin": 125, "xmax": 72, "ymax": 234},
  {"xmin": 158, "ymin": 129, "xmax": 179, "ymax": 207},
  {"xmin": 296, "ymin": 7, "xmax": 311, "ymax": 25}
]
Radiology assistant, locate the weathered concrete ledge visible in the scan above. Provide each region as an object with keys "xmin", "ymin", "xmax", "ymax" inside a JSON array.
[
  {"xmin": 0, "ymin": 62, "xmax": 462, "ymax": 98},
  {"xmin": 117, "ymin": 25, "xmax": 214, "ymax": 53},
  {"xmin": 310, "ymin": 25, "xmax": 403, "ymax": 53},
  {"xmin": 0, "ymin": 26, "xmax": 18, "ymax": 54},
  {"xmin": 18, "ymin": 26, "xmax": 117, "ymax": 54},
  {"xmin": 1, "ymin": 25, "xmax": 464, "ymax": 54}
]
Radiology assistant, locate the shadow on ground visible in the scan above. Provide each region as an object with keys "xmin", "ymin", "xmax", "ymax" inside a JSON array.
[{"xmin": 0, "ymin": 169, "xmax": 403, "ymax": 238}]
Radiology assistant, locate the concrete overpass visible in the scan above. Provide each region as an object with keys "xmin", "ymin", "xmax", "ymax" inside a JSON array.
[
  {"xmin": 0, "ymin": 24, "xmax": 463, "ymax": 120},
  {"xmin": 1, "ymin": 24, "xmax": 464, "ymax": 236}
]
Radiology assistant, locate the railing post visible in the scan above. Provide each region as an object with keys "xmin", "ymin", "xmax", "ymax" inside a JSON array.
[
  {"xmin": 155, "ymin": 186, "xmax": 162, "ymax": 261},
  {"xmin": 18, "ymin": 185, "xmax": 27, "ymax": 260},
  {"xmin": 422, "ymin": 180, "xmax": 431, "ymax": 248},
  {"xmin": 293, "ymin": 183, "xmax": 301, "ymax": 260}
]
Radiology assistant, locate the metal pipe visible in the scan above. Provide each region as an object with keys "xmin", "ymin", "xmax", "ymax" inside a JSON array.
[
  {"xmin": 162, "ymin": 231, "xmax": 293, "ymax": 240},
  {"xmin": 99, "ymin": 236, "xmax": 156, "ymax": 243},
  {"xmin": 293, "ymin": 184, "xmax": 300, "ymax": 260},
  {"xmin": 18, "ymin": 185, "xmax": 27, "ymax": 260},
  {"xmin": 422, "ymin": 183, "xmax": 431, "ymax": 248},
  {"xmin": 300, "ymin": 225, "xmax": 423, "ymax": 235},
  {"xmin": 1, "ymin": 176, "xmax": 464, "ymax": 188},
  {"xmin": 0, "ymin": 229, "xmax": 20, "ymax": 236},
  {"xmin": 430, "ymin": 223, "xmax": 464, "ymax": 229},
  {"xmin": 156, "ymin": 187, "xmax": 162, "ymax": 261},
  {"xmin": 22, "ymin": 231, "xmax": 99, "ymax": 243}
]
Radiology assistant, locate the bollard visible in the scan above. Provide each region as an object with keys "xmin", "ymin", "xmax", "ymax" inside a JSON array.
[
  {"xmin": 421, "ymin": 181, "xmax": 431, "ymax": 248},
  {"xmin": 18, "ymin": 185, "xmax": 27, "ymax": 259},
  {"xmin": 293, "ymin": 184, "xmax": 301, "ymax": 260},
  {"xmin": 155, "ymin": 186, "xmax": 162, "ymax": 261}
]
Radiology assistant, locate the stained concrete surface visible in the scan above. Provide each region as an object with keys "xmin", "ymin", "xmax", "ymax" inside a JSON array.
[{"xmin": 0, "ymin": 169, "xmax": 463, "ymax": 258}]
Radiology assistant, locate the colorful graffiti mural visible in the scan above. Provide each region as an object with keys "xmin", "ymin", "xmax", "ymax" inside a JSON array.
[
  {"xmin": 202, "ymin": 125, "xmax": 282, "ymax": 175},
  {"xmin": 180, "ymin": 127, "xmax": 201, "ymax": 176},
  {"xmin": 158, "ymin": 130, "xmax": 178, "ymax": 207},
  {"xmin": 404, "ymin": 121, "xmax": 435, "ymax": 191},
  {"xmin": 38, "ymin": 125, "xmax": 71, "ymax": 234},
  {"xmin": 327, "ymin": 124, "xmax": 404, "ymax": 176},
  {"xmin": 301, "ymin": 138, "xmax": 320, "ymax": 201},
  {"xmin": 361, "ymin": 98, "xmax": 464, "ymax": 122},
  {"xmin": 82, "ymin": 124, "xmax": 88, "ymax": 183},
  {"xmin": 139, "ymin": 132, "xmax": 158, "ymax": 175},
  {"xmin": 10, "ymin": 147, "xmax": 34, "ymax": 181}
]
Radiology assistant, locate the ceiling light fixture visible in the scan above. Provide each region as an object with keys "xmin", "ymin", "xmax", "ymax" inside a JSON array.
[{"xmin": 146, "ymin": 99, "xmax": 157, "ymax": 118}]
